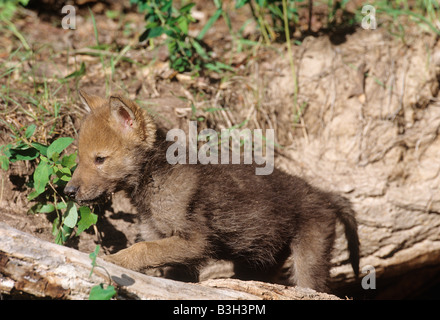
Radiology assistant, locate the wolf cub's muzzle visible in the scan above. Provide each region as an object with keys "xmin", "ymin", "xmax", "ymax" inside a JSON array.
[{"xmin": 64, "ymin": 184, "xmax": 79, "ymax": 200}]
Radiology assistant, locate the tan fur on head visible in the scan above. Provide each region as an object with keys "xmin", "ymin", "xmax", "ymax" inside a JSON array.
[
  {"xmin": 65, "ymin": 90, "xmax": 157, "ymax": 203},
  {"xmin": 77, "ymin": 90, "xmax": 156, "ymax": 149},
  {"xmin": 108, "ymin": 95, "xmax": 156, "ymax": 149},
  {"xmin": 78, "ymin": 90, "xmax": 106, "ymax": 112}
]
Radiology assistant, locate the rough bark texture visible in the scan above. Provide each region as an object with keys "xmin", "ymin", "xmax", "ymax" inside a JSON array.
[{"xmin": 0, "ymin": 222, "xmax": 340, "ymax": 300}]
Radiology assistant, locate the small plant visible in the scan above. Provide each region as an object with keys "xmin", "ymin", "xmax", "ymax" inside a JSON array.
[
  {"xmin": 0, "ymin": 123, "xmax": 97, "ymax": 245},
  {"xmin": 235, "ymin": 0, "xmax": 300, "ymax": 44},
  {"xmin": 88, "ymin": 245, "xmax": 117, "ymax": 300},
  {"xmin": 131, "ymin": 0, "xmax": 233, "ymax": 73}
]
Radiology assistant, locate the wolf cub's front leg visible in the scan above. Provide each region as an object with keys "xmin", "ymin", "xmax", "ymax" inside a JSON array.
[{"xmin": 103, "ymin": 234, "xmax": 207, "ymax": 271}]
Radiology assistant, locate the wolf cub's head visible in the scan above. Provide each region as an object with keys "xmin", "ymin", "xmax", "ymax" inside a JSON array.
[{"xmin": 64, "ymin": 90, "xmax": 156, "ymax": 204}]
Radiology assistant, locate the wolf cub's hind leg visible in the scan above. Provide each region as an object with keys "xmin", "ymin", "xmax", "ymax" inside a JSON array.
[{"xmin": 289, "ymin": 220, "xmax": 336, "ymax": 292}]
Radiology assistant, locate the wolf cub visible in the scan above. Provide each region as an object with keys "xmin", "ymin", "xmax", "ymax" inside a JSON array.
[{"xmin": 64, "ymin": 90, "xmax": 360, "ymax": 293}]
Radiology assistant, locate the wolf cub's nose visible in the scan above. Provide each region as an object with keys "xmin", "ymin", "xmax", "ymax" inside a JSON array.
[{"xmin": 64, "ymin": 185, "xmax": 78, "ymax": 199}]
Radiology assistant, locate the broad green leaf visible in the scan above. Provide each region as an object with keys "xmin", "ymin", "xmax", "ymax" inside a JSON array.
[
  {"xmin": 77, "ymin": 206, "xmax": 98, "ymax": 235},
  {"xmin": 10, "ymin": 142, "xmax": 28, "ymax": 150},
  {"xmin": 89, "ymin": 284, "xmax": 116, "ymax": 300},
  {"xmin": 56, "ymin": 202, "xmax": 67, "ymax": 210},
  {"xmin": 176, "ymin": 16, "xmax": 189, "ymax": 35},
  {"xmin": 27, "ymin": 190, "xmax": 39, "ymax": 201},
  {"xmin": 54, "ymin": 231, "xmax": 63, "ymax": 245},
  {"xmin": 37, "ymin": 203, "xmax": 55, "ymax": 213},
  {"xmin": 31, "ymin": 142, "xmax": 48, "ymax": 157},
  {"xmin": 9, "ymin": 147, "xmax": 39, "ymax": 161},
  {"xmin": 54, "ymin": 165, "xmax": 71, "ymax": 183},
  {"xmin": 60, "ymin": 174, "xmax": 72, "ymax": 182},
  {"xmin": 148, "ymin": 26, "xmax": 165, "ymax": 38},
  {"xmin": 64, "ymin": 201, "xmax": 78, "ymax": 228},
  {"xmin": 33, "ymin": 161, "xmax": 51, "ymax": 194},
  {"xmin": 47, "ymin": 137, "xmax": 74, "ymax": 160},
  {"xmin": 25, "ymin": 124, "xmax": 36, "ymax": 139}
]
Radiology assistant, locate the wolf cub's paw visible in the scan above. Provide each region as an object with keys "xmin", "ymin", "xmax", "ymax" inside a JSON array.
[{"xmin": 103, "ymin": 250, "xmax": 135, "ymax": 270}]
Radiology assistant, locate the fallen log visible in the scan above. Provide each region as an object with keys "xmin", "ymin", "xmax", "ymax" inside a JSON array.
[{"xmin": 0, "ymin": 222, "xmax": 339, "ymax": 300}]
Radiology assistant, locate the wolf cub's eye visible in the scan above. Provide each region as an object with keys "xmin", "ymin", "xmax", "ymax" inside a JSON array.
[{"xmin": 95, "ymin": 156, "xmax": 106, "ymax": 165}]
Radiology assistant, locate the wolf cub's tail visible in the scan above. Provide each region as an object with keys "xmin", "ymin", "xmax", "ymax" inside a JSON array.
[{"xmin": 332, "ymin": 194, "xmax": 360, "ymax": 277}]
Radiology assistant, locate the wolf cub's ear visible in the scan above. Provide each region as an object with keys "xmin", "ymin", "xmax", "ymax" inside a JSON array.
[
  {"xmin": 78, "ymin": 90, "xmax": 106, "ymax": 112},
  {"xmin": 109, "ymin": 96, "xmax": 136, "ymax": 130}
]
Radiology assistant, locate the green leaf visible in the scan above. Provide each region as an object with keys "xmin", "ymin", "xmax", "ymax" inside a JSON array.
[
  {"xmin": 176, "ymin": 16, "xmax": 189, "ymax": 35},
  {"xmin": 56, "ymin": 202, "xmax": 67, "ymax": 210},
  {"xmin": 179, "ymin": 3, "xmax": 196, "ymax": 14},
  {"xmin": 0, "ymin": 155, "xmax": 9, "ymax": 171},
  {"xmin": 190, "ymin": 39, "xmax": 209, "ymax": 60},
  {"xmin": 61, "ymin": 224, "xmax": 73, "ymax": 243},
  {"xmin": 89, "ymin": 284, "xmax": 116, "ymax": 300},
  {"xmin": 9, "ymin": 147, "xmax": 39, "ymax": 161},
  {"xmin": 64, "ymin": 201, "xmax": 78, "ymax": 228},
  {"xmin": 25, "ymin": 124, "xmax": 36, "ymax": 139},
  {"xmin": 235, "ymin": 0, "xmax": 249, "ymax": 9},
  {"xmin": 27, "ymin": 190, "xmax": 40, "ymax": 201},
  {"xmin": 64, "ymin": 62, "xmax": 86, "ymax": 80},
  {"xmin": 31, "ymin": 142, "xmax": 48, "ymax": 157},
  {"xmin": 33, "ymin": 161, "xmax": 51, "ymax": 195},
  {"xmin": 54, "ymin": 165, "xmax": 72, "ymax": 183},
  {"xmin": 148, "ymin": 26, "xmax": 165, "ymax": 38},
  {"xmin": 37, "ymin": 203, "xmax": 55, "ymax": 213},
  {"xmin": 60, "ymin": 174, "xmax": 72, "ymax": 182},
  {"xmin": 52, "ymin": 216, "xmax": 73, "ymax": 244},
  {"xmin": 52, "ymin": 216, "xmax": 61, "ymax": 236},
  {"xmin": 47, "ymin": 137, "xmax": 74, "ymax": 160},
  {"xmin": 54, "ymin": 231, "xmax": 63, "ymax": 245},
  {"xmin": 61, "ymin": 152, "xmax": 77, "ymax": 169},
  {"xmin": 77, "ymin": 206, "xmax": 98, "ymax": 235},
  {"xmin": 1, "ymin": 143, "xmax": 12, "ymax": 158},
  {"xmin": 197, "ymin": 8, "xmax": 222, "ymax": 40}
]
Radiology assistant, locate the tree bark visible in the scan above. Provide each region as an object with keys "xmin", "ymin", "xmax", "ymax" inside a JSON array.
[{"xmin": 0, "ymin": 222, "xmax": 339, "ymax": 300}]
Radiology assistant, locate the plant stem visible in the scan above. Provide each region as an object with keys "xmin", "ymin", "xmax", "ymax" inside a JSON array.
[
  {"xmin": 3, "ymin": 18, "xmax": 31, "ymax": 51},
  {"xmin": 249, "ymin": 0, "xmax": 271, "ymax": 45}
]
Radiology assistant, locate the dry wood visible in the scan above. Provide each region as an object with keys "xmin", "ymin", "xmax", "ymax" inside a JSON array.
[{"xmin": 0, "ymin": 222, "xmax": 339, "ymax": 300}]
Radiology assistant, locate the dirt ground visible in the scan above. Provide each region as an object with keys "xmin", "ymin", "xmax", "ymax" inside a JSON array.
[{"xmin": 1, "ymin": 1, "xmax": 440, "ymax": 299}]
